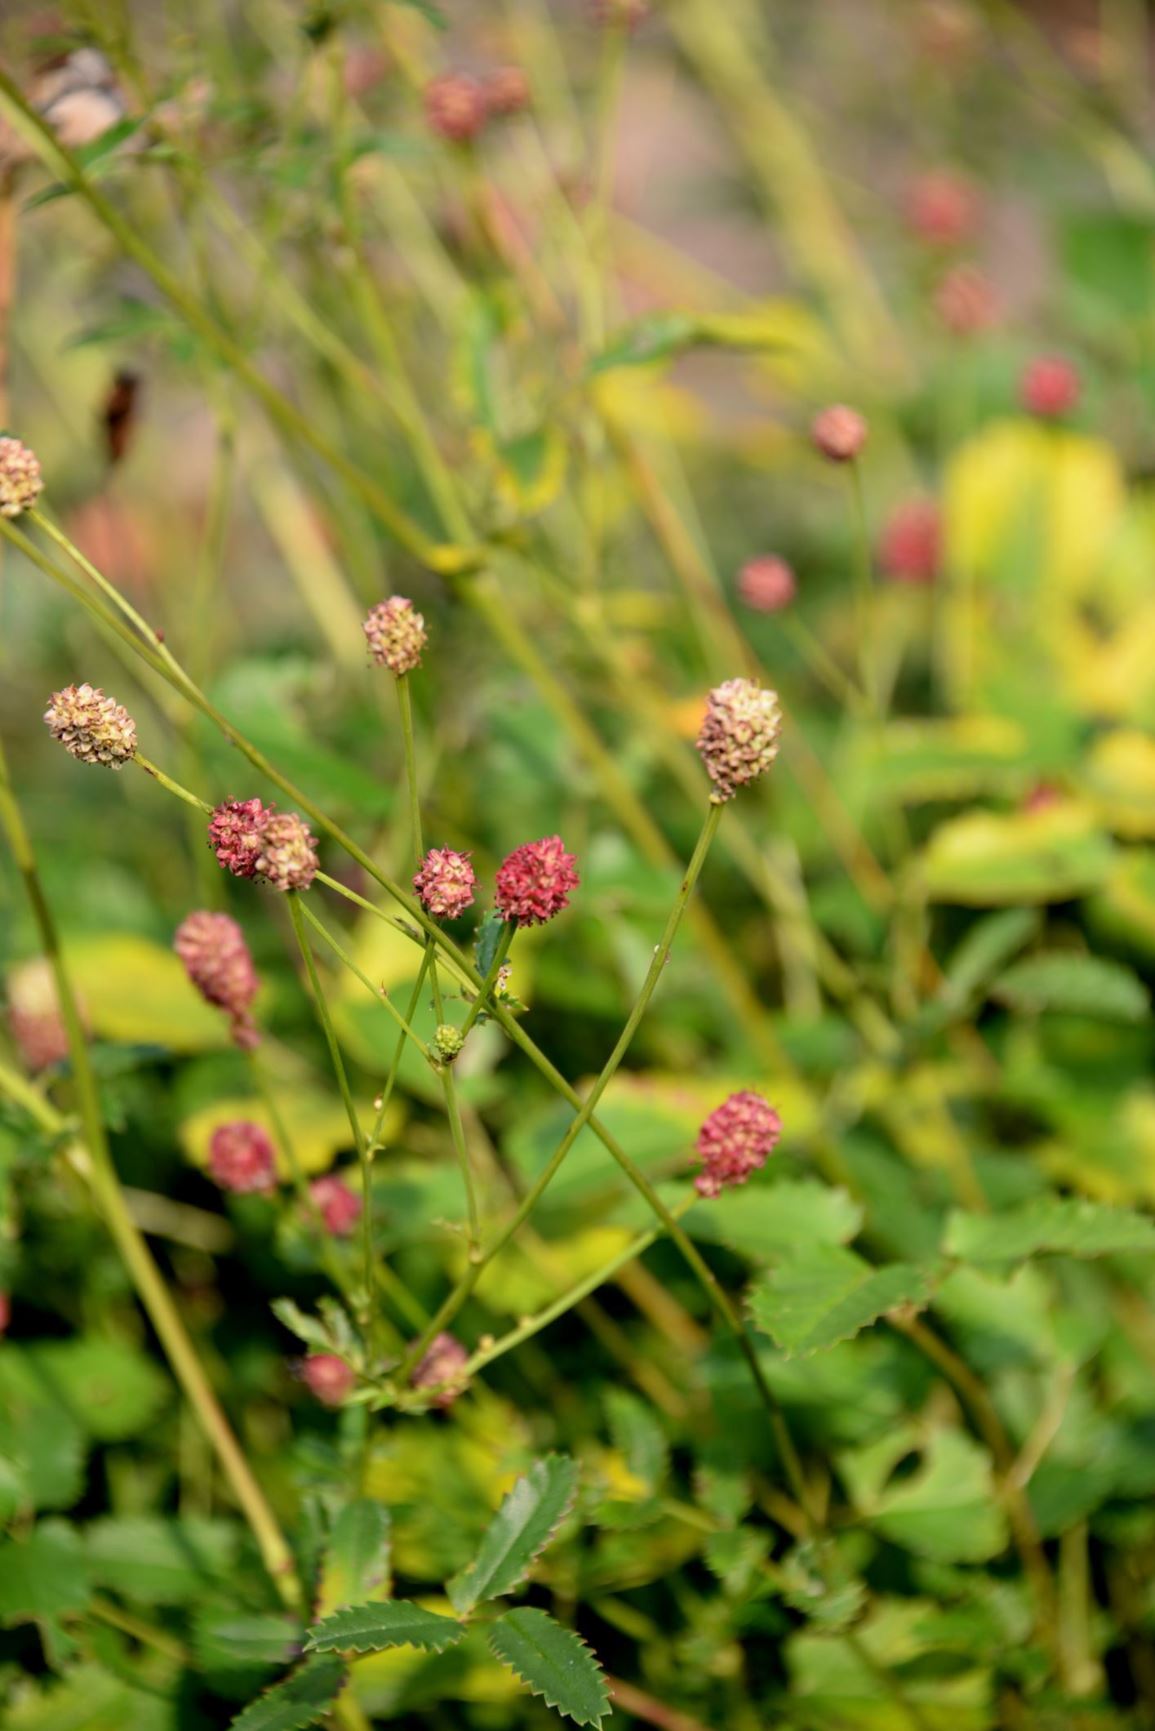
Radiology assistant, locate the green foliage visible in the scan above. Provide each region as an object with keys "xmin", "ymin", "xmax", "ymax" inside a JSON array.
[
  {"xmin": 305, "ymin": 1602, "xmax": 467, "ymax": 1655},
  {"xmin": 748, "ymin": 1247, "xmax": 934, "ymax": 1357},
  {"xmin": 486, "ymin": 1610, "xmax": 610, "ymax": 1730},
  {"xmin": 226, "ymin": 1658, "xmax": 348, "ymax": 1731},
  {"xmin": 447, "ymin": 1456, "xmax": 580, "ymax": 1614}
]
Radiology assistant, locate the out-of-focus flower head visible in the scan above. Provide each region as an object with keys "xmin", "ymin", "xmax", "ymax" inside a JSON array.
[
  {"xmin": 905, "ymin": 168, "xmax": 980, "ymax": 248},
  {"xmin": 424, "ymin": 73, "xmax": 487, "ymax": 143},
  {"xmin": 255, "ymin": 812, "xmax": 319, "ymax": 892},
  {"xmin": 363, "ymin": 595, "xmax": 428, "ymax": 675},
  {"xmin": 411, "ymin": 1332, "xmax": 470, "ymax": 1408},
  {"xmin": 209, "ymin": 1120, "xmax": 277, "ymax": 1194},
  {"xmin": 811, "ymin": 404, "xmax": 868, "ymax": 463},
  {"xmin": 174, "ymin": 910, "xmax": 261, "ymax": 1050},
  {"xmin": 738, "ymin": 555, "xmax": 797, "ymax": 615},
  {"xmin": 878, "ymin": 498, "xmax": 941, "ymax": 585},
  {"xmin": 934, "ymin": 263, "xmax": 999, "ymax": 336},
  {"xmin": 696, "ymin": 679, "xmax": 783, "ymax": 803},
  {"xmin": 302, "ymin": 1353, "xmax": 355, "ymax": 1406},
  {"xmin": 1020, "ymin": 354, "xmax": 1081, "ymax": 420},
  {"xmin": 310, "ymin": 1173, "xmax": 363, "ymax": 1237},
  {"xmin": 695, "ymin": 1091, "xmax": 781, "ymax": 1198}
]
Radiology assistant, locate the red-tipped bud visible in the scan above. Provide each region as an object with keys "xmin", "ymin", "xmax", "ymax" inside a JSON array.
[
  {"xmin": 878, "ymin": 498, "xmax": 941, "ymax": 585},
  {"xmin": 695, "ymin": 1091, "xmax": 781, "ymax": 1198},
  {"xmin": 738, "ymin": 555, "xmax": 796, "ymax": 614},
  {"xmin": 411, "ymin": 1332, "xmax": 469, "ymax": 1408},
  {"xmin": 174, "ymin": 910, "xmax": 261, "ymax": 1049},
  {"xmin": 302, "ymin": 1353, "xmax": 356, "ymax": 1406},
  {"xmin": 1020, "ymin": 354, "xmax": 1081, "ymax": 420},
  {"xmin": 414, "ymin": 847, "xmax": 476, "ymax": 920},
  {"xmin": 209, "ymin": 1120, "xmax": 277, "ymax": 1194},
  {"xmin": 310, "ymin": 1173, "xmax": 363, "ymax": 1238},
  {"xmin": 811, "ymin": 404, "xmax": 868, "ymax": 463},
  {"xmin": 495, "ymin": 835, "xmax": 580, "ymax": 926}
]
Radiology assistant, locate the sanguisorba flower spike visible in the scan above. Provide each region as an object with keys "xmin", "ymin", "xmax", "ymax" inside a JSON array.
[
  {"xmin": 414, "ymin": 847, "xmax": 476, "ymax": 920},
  {"xmin": 0, "ymin": 435, "xmax": 44, "ymax": 517},
  {"xmin": 695, "ymin": 1091, "xmax": 782, "ymax": 1198},
  {"xmin": 254, "ymin": 811, "xmax": 319, "ymax": 891},
  {"xmin": 363, "ymin": 595, "xmax": 427, "ymax": 675},
  {"xmin": 174, "ymin": 910, "xmax": 261, "ymax": 1050},
  {"xmin": 696, "ymin": 678, "xmax": 783, "ymax": 803},
  {"xmin": 44, "ymin": 683, "xmax": 136, "ymax": 767},
  {"xmin": 494, "ymin": 835, "xmax": 580, "ymax": 926},
  {"xmin": 208, "ymin": 797, "xmax": 273, "ymax": 880}
]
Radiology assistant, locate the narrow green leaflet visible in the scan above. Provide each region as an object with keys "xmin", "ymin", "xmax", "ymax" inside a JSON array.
[
  {"xmin": 305, "ymin": 1600, "xmax": 466, "ymax": 1655},
  {"xmin": 447, "ymin": 1455, "xmax": 579, "ymax": 1615},
  {"xmin": 991, "ymin": 952, "xmax": 1150, "ymax": 1021},
  {"xmin": 227, "ymin": 1657, "xmax": 347, "ymax": 1731},
  {"xmin": 316, "ymin": 1500, "xmax": 391, "ymax": 1619},
  {"xmin": 943, "ymin": 908, "xmax": 1043, "ymax": 1004},
  {"xmin": 487, "ymin": 1608, "xmax": 610, "ymax": 1729},
  {"xmin": 748, "ymin": 1246, "xmax": 933, "ymax": 1357},
  {"xmin": 944, "ymin": 1197, "xmax": 1155, "ymax": 1265}
]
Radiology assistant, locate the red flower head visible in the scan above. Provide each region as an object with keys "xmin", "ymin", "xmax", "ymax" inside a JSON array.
[
  {"xmin": 174, "ymin": 910, "xmax": 261, "ymax": 1049},
  {"xmin": 495, "ymin": 835, "xmax": 580, "ymax": 926},
  {"xmin": 302, "ymin": 1353, "xmax": 355, "ymax": 1406},
  {"xmin": 905, "ymin": 169, "xmax": 980, "ymax": 248},
  {"xmin": 424, "ymin": 74, "xmax": 487, "ymax": 144},
  {"xmin": 695, "ymin": 1091, "xmax": 781, "ymax": 1199},
  {"xmin": 208, "ymin": 798, "xmax": 273, "ymax": 880},
  {"xmin": 310, "ymin": 1173, "xmax": 363, "ymax": 1238},
  {"xmin": 934, "ymin": 264, "xmax": 999, "ymax": 337},
  {"xmin": 878, "ymin": 498, "xmax": 941, "ymax": 585},
  {"xmin": 1020, "ymin": 354, "xmax": 1081, "ymax": 420},
  {"xmin": 414, "ymin": 847, "xmax": 477, "ymax": 920},
  {"xmin": 411, "ymin": 1332, "xmax": 470, "ymax": 1408},
  {"xmin": 484, "ymin": 65, "xmax": 530, "ymax": 118},
  {"xmin": 209, "ymin": 1120, "xmax": 277, "ymax": 1195},
  {"xmin": 738, "ymin": 555, "xmax": 797, "ymax": 615},
  {"xmin": 811, "ymin": 404, "xmax": 868, "ymax": 463}
]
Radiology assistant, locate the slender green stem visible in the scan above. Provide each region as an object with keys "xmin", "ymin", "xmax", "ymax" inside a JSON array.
[
  {"xmin": 0, "ymin": 738, "xmax": 301, "ymax": 1608},
  {"xmin": 397, "ymin": 803, "xmax": 723, "ymax": 1379},
  {"xmin": 287, "ymin": 892, "xmax": 374, "ymax": 1334},
  {"xmin": 395, "ymin": 673, "xmax": 423, "ymax": 867},
  {"xmin": 298, "ymin": 899, "xmax": 430, "ymax": 1060},
  {"xmin": 134, "ymin": 752, "xmax": 211, "ymax": 812},
  {"xmin": 848, "ymin": 462, "xmax": 879, "ymax": 720},
  {"xmin": 368, "ymin": 954, "xmax": 431, "ymax": 1152}
]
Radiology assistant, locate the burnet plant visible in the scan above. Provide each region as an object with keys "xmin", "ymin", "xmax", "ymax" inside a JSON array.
[{"xmin": 3, "ymin": 429, "xmax": 786, "ymax": 1727}]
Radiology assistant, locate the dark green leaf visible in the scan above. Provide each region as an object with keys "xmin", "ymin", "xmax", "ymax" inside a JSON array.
[
  {"xmin": 991, "ymin": 952, "xmax": 1150, "ymax": 1021},
  {"xmin": 944, "ymin": 1197, "xmax": 1155, "ymax": 1264},
  {"xmin": 447, "ymin": 1455, "xmax": 579, "ymax": 1614},
  {"xmin": 227, "ymin": 1657, "xmax": 348, "ymax": 1731},
  {"xmin": 306, "ymin": 1600, "xmax": 466, "ymax": 1655},
  {"xmin": 317, "ymin": 1500, "xmax": 391, "ymax": 1618},
  {"xmin": 748, "ymin": 1246, "xmax": 933, "ymax": 1357},
  {"xmin": 487, "ymin": 1608, "xmax": 609, "ymax": 1728},
  {"xmin": 0, "ymin": 1521, "xmax": 91, "ymax": 1622}
]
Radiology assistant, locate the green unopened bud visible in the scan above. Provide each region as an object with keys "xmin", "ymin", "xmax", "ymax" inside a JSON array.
[{"xmin": 433, "ymin": 1023, "xmax": 465, "ymax": 1064}]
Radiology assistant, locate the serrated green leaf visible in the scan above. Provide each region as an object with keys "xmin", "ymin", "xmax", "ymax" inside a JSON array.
[
  {"xmin": 604, "ymin": 1390, "xmax": 667, "ymax": 1497},
  {"xmin": 488, "ymin": 1608, "xmax": 610, "ymax": 1729},
  {"xmin": 447, "ymin": 1455, "xmax": 579, "ymax": 1614},
  {"xmin": 86, "ymin": 1514, "xmax": 239, "ymax": 1603},
  {"xmin": 748, "ymin": 1246, "xmax": 933, "ymax": 1357},
  {"xmin": 317, "ymin": 1500, "xmax": 391, "ymax": 1618},
  {"xmin": 0, "ymin": 1521, "xmax": 91, "ymax": 1622},
  {"xmin": 305, "ymin": 1600, "xmax": 466, "ymax": 1655},
  {"xmin": 227, "ymin": 1657, "xmax": 347, "ymax": 1731},
  {"xmin": 991, "ymin": 951, "xmax": 1149, "ymax": 1021},
  {"xmin": 944, "ymin": 909, "xmax": 1043, "ymax": 1003},
  {"xmin": 685, "ymin": 1179, "xmax": 861, "ymax": 1259},
  {"xmin": 944, "ymin": 1197, "xmax": 1155, "ymax": 1264},
  {"xmin": 194, "ymin": 1611, "xmax": 301, "ymax": 1674}
]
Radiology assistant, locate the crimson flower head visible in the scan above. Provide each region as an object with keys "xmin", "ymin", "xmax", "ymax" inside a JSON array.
[
  {"xmin": 934, "ymin": 264, "xmax": 998, "ymax": 336},
  {"xmin": 208, "ymin": 798, "xmax": 272, "ymax": 880},
  {"xmin": 423, "ymin": 73, "xmax": 487, "ymax": 144},
  {"xmin": 484, "ymin": 65, "xmax": 530, "ymax": 118},
  {"xmin": 494, "ymin": 835, "xmax": 580, "ymax": 926},
  {"xmin": 811, "ymin": 404, "xmax": 868, "ymax": 463},
  {"xmin": 209, "ymin": 1120, "xmax": 276, "ymax": 1195},
  {"xmin": 904, "ymin": 168, "xmax": 979, "ymax": 248},
  {"xmin": 695, "ymin": 1091, "xmax": 781, "ymax": 1198},
  {"xmin": 255, "ymin": 811, "xmax": 319, "ymax": 892},
  {"xmin": 879, "ymin": 498, "xmax": 941, "ymax": 585},
  {"xmin": 302, "ymin": 1353, "xmax": 355, "ymax": 1406},
  {"xmin": 414, "ymin": 847, "xmax": 476, "ymax": 920},
  {"xmin": 696, "ymin": 678, "xmax": 783, "ymax": 803},
  {"xmin": 1020, "ymin": 354, "xmax": 1081, "ymax": 420},
  {"xmin": 363, "ymin": 595, "xmax": 428, "ymax": 675},
  {"xmin": 411, "ymin": 1332, "xmax": 470, "ymax": 1408},
  {"xmin": 738, "ymin": 555, "xmax": 796, "ymax": 615},
  {"xmin": 310, "ymin": 1173, "xmax": 362, "ymax": 1238},
  {"xmin": 174, "ymin": 910, "xmax": 261, "ymax": 1049}
]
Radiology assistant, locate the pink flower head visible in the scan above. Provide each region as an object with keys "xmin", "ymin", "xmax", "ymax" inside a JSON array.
[
  {"xmin": 411, "ymin": 1332, "xmax": 470, "ymax": 1408},
  {"xmin": 0, "ymin": 435, "xmax": 43, "ymax": 518},
  {"xmin": 590, "ymin": 0, "xmax": 650, "ymax": 25},
  {"xmin": 1020, "ymin": 354, "xmax": 1081, "ymax": 420},
  {"xmin": 811, "ymin": 404, "xmax": 868, "ymax": 463},
  {"xmin": 255, "ymin": 811, "xmax": 318, "ymax": 892},
  {"xmin": 879, "ymin": 498, "xmax": 941, "ymax": 585},
  {"xmin": 904, "ymin": 169, "xmax": 979, "ymax": 248},
  {"xmin": 696, "ymin": 678, "xmax": 783, "ymax": 803},
  {"xmin": 302, "ymin": 1353, "xmax": 355, "ymax": 1406},
  {"xmin": 208, "ymin": 798, "xmax": 273, "ymax": 880},
  {"xmin": 424, "ymin": 73, "xmax": 487, "ymax": 143},
  {"xmin": 174, "ymin": 910, "xmax": 261, "ymax": 1049},
  {"xmin": 363, "ymin": 595, "xmax": 427, "ymax": 675},
  {"xmin": 7, "ymin": 957, "xmax": 79, "ymax": 1071},
  {"xmin": 495, "ymin": 835, "xmax": 580, "ymax": 926},
  {"xmin": 695, "ymin": 1090, "xmax": 781, "ymax": 1198},
  {"xmin": 44, "ymin": 683, "xmax": 136, "ymax": 767},
  {"xmin": 484, "ymin": 65, "xmax": 530, "ymax": 118},
  {"xmin": 934, "ymin": 264, "xmax": 999, "ymax": 337},
  {"xmin": 414, "ymin": 847, "xmax": 476, "ymax": 920},
  {"xmin": 310, "ymin": 1173, "xmax": 363, "ymax": 1237},
  {"xmin": 209, "ymin": 1120, "xmax": 276, "ymax": 1194},
  {"xmin": 738, "ymin": 555, "xmax": 796, "ymax": 615}
]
